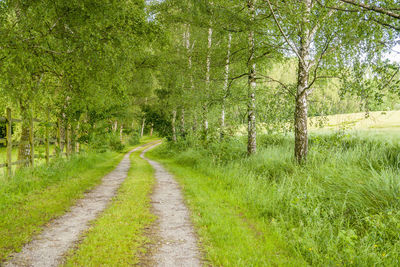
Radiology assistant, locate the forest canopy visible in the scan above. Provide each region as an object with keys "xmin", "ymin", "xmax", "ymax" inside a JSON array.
[{"xmin": 0, "ymin": 0, "xmax": 399, "ymax": 163}]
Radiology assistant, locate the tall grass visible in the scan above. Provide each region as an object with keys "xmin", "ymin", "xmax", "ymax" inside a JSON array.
[{"xmin": 154, "ymin": 132, "xmax": 400, "ymax": 266}]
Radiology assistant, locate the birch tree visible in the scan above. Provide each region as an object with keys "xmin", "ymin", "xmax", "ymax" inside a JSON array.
[
  {"xmin": 221, "ymin": 33, "xmax": 232, "ymax": 137},
  {"xmin": 266, "ymin": 0, "xmax": 384, "ymax": 163},
  {"xmin": 247, "ymin": 0, "xmax": 257, "ymax": 155}
]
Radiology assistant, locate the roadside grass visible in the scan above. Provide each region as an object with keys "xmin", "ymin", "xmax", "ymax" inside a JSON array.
[
  {"xmin": 64, "ymin": 144, "xmax": 156, "ymax": 266},
  {"xmin": 0, "ymin": 139, "xmax": 153, "ymax": 263},
  {"xmin": 148, "ymin": 132, "xmax": 400, "ymax": 266},
  {"xmin": 0, "ymin": 145, "xmax": 59, "ymax": 177},
  {"xmin": 147, "ymin": 147, "xmax": 306, "ymax": 266}
]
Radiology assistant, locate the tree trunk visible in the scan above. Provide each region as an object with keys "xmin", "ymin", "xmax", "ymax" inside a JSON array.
[
  {"xmin": 18, "ymin": 122, "xmax": 31, "ymax": 167},
  {"xmin": 172, "ymin": 110, "xmax": 177, "ymax": 142},
  {"xmin": 294, "ymin": 0, "xmax": 312, "ymax": 163},
  {"xmin": 185, "ymin": 24, "xmax": 195, "ymax": 90},
  {"xmin": 71, "ymin": 124, "xmax": 76, "ymax": 154},
  {"xmin": 150, "ymin": 123, "xmax": 154, "ymax": 137},
  {"xmin": 18, "ymin": 103, "xmax": 31, "ymax": 167},
  {"xmin": 59, "ymin": 114, "xmax": 66, "ymax": 153},
  {"xmin": 120, "ymin": 125, "xmax": 123, "ymax": 142},
  {"xmin": 203, "ymin": 25, "xmax": 213, "ymax": 137},
  {"xmin": 294, "ymin": 82, "xmax": 309, "ymax": 163},
  {"xmin": 221, "ymin": 33, "xmax": 232, "ymax": 138},
  {"xmin": 76, "ymin": 122, "xmax": 80, "ymax": 153},
  {"xmin": 247, "ymin": 0, "xmax": 257, "ymax": 155},
  {"xmin": 180, "ymin": 108, "xmax": 185, "ymax": 136},
  {"xmin": 140, "ymin": 117, "xmax": 146, "ymax": 137}
]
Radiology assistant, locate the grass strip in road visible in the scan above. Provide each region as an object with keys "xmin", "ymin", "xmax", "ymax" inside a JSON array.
[
  {"xmin": 64, "ymin": 145, "xmax": 156, "ymax": 266},
  {"xmin": 147, "ymin": 147, "xmax": 306, "ymax": 267}
]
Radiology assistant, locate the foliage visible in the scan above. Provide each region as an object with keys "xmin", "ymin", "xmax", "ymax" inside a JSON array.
[{"xmin": 128, "ymin": 133, "xmax": 141, "ymax": 146}]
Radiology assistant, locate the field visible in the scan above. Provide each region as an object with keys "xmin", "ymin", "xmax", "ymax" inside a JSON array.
[{"xmin": 310, "ymin": 110, "xmax": 400, "ymax": 134}]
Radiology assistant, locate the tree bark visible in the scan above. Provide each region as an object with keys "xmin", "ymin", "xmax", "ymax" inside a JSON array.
[
  {"xmin": 185, "ymin": 24, "xmax": 195, "ymax": 91},
  {"xmin": 294, "ymin": 86, "xmax": 309, "ymax": 163},
  {"xmin": 59, "ymin": 114, "xmax": 66, "ymax": 152},
  {"xmin": 203, "ymin": 25, "xmax": 213, "ymax": 136},
  {"xmin": 18, "ymin": 123, "xmax": 31, "ymax": 167},
  {"xmin": 140, "ymin": 117, "xmax": 146, "ymax": 138},
  {"xmin": 76, "ymin": 122, "xmax": 80, "ymax": 153},
  {"xmin": 247, "ymin": 0, "xmax": 257, "ymax": 155},
  {"xmin": 221, "ymin": 33, "xmax": 232, "ymax": 138},
  {"xmin": 172, "ymin": 110, "xmax": 177, "ymax": 142},
  {"xmin": 294, "ymin": 0, "xmax": 312, "ymax": 163},
  {"xmin": 18, "ymin": 102, "xmax": 31, "ymax": 167},
  {"xmin": 180, "ymin": 108, "xmax": 185, "ymax": 136}
]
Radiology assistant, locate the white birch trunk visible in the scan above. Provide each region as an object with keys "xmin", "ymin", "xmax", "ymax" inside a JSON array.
[
  {"xmin": 247, "ymin": 0, "xmax": 257, "ymax": 155},
  {"xmin": 181, "ymin": 108, "xmax": 185, "ymax": 134},
  {"xmin": 221, "ymin": 33, "xmax": 232, "ymax": 135},
  {"xmin": 140, "ymin": 118, "xmax": 146, "ymax": 138},
  {"xmin": 203, "ymin": 25, "xmax": 213, "ymax": 134},
  {"xmin": 185, "ymin": 25, "xmax": 194, "ymax": 90},
  {"xmin": 172, "ymin": 110, "xmax": 177, "ymax": 142},
  {"xmin": 295, "ymin": 0, "xmax": 313, "ymax": 163}
]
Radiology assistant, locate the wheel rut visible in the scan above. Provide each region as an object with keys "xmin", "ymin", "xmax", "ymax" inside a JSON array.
[
  {"xmin": 141, "ymin": 143, "xmax": 201, "ymax": 267},
  {"xmin": 5, "ymin": 142, "xmax": 158, "ymax": 267}
]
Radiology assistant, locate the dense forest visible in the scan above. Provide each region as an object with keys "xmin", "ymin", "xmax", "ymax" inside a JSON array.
[{"xmin": 1, "ymin": 0, "xmax": 400, "ymax": 266}]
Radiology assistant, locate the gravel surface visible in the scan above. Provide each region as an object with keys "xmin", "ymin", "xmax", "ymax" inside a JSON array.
[{"xmin": 141, "ymin": 144, "xmax": 201, "ymax": 267}]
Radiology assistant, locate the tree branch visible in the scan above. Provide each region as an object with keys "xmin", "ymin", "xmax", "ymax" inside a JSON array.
[
  {"xmin": 339, "ymin": 0, "xmax": 400, "ymax": 19},
  {"xmin": 265, "ymin": 0, "xmax": 304, "ymax": 66}
]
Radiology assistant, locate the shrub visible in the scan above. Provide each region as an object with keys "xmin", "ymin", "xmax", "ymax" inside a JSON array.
[
  {"xmin": 108, "ymin": 133, "xmax": 125, "ymax": 152},
  {"xmin": 128, "ymin": 133, "xmax": 140, "ymax": 146},
  {"xmin": 89, "ymin": 132, "xmax": 125, "ymax": 152}
]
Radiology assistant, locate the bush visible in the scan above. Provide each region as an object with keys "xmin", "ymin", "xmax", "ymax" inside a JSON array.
[
  {"xmin": 128, "ymin": 133, "xmax": 140, "ymax": 146},
  {"xmin": 108, "ymin": 134, "xmax": 125, "ymax": 152},
  {"xmin": 89, "ymin": 132, "xmax": 125, "ymax": 152}
]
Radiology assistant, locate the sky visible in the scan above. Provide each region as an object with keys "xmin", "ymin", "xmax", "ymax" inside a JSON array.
[{"xmin": 385, "ymin": 44, "xmax": 400, "ymax": 63}]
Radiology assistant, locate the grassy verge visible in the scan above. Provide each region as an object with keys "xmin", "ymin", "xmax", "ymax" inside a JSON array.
[
  {"xmin": 0, "ymin": 140, "xmax": 152, "ymax": 263},
  {"xmin": 147, "ymin": 147, "xmax": 306, "ymax": 266},
  {"xmin": 64, "ymin": 144, "xmax": 156, "ymax": 266},
  {"xmin": 147, "ymin": 132, "xmax": 400, "ymax": 266}
]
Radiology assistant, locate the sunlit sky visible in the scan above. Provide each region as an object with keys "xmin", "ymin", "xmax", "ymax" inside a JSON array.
[{"xmin": 385, "ymin": 44, "xmax": 400, "ymax": 63}]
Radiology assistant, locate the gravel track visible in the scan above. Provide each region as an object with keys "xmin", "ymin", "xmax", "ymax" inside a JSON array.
[
  {"xmin": 5, "ymin": 142, "xmax": 157, "ymax": 267},
  {"xmin": 141, "ymin": 144, "xmax": 201, "ymax": 267}
]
